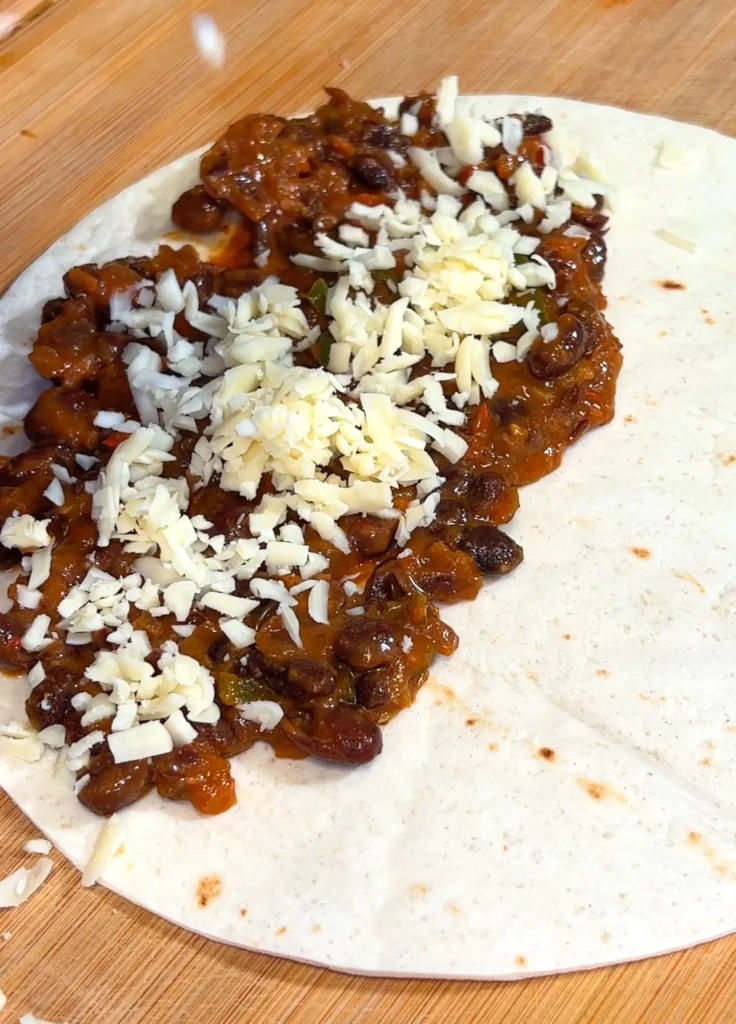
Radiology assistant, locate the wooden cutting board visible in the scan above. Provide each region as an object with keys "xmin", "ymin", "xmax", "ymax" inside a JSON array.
[{"xmin": 1, "ymin": 0, "xmax": 735, "ymax": 1020}]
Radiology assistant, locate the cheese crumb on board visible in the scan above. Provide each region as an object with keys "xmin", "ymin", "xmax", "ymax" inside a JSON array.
[{"xmin": 0, "ymin": 858, "xmax": 53, "ymax": 908}]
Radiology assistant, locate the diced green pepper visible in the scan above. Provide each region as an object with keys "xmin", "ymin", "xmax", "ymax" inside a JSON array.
[
  {"xmin": 307, "ymin": 278, "xmax": 328, "ymax": 313},
  {"xmin": 318, "ymin": 330, "xmax": 333, "ymax": 367},
  {"xmin": 507, "ymin": 286, "xmax": 550, "ymax": 325},
  {"xmin": 217, "ymin": 674, "xmax": 274, "ymax": 706}
]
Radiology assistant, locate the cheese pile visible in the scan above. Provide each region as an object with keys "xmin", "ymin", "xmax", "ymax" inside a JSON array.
[{"xmin": 0, "ymin": 77, "xmax": 612, "ymax": 772}]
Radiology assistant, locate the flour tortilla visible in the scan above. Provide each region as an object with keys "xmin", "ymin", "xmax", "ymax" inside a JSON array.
[{"xmin": 1, "ymin": 95, "xmax": 736, "ymax": 980}]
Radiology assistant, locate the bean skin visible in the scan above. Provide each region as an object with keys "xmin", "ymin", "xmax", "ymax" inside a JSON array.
[
  {"xmin": 582, "ymin": 232, "xmax": 607, "ymax": 284},
  {"xmin": 469, "ymin": 472, "xmax": 505, "ymax": 508},
  {"xmin": 287, "ymin": 658, "xmax": 337, "ymax": 697},
  {"xmin": 172, "ymin": 185, "xmax": 226, "ymax": 234},
  {"xmin": 355, "ymin": 668, "xmax": 391, "ymax": 709},
  {"xmin": 433, "ymin": 500, "xmax": 468, "ymax": 527},
  {"xmin": 458, "ymin": 525, "xmax": 523, "ymax": 575},
  {"xmin": 334, "ymin": 620, "xmax": 396, "ymax": 670},
  {"xmin": 78, "ymin": 756, "xmax": 152, "ymax": 816},
  {"xmin": 281, "ymin": 706, "xmax": 383, "ymax": 765},
  {"xmin": 352, "ymin": 154, "xmax": 395, "ymax": 191},
  {"xmin": 527, "ymin": 313, "xmax": 587, "ymax": 380}
]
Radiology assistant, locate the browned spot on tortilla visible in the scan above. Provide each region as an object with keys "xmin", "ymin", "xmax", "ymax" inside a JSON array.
[
  {"xmin": 19, "ymin": 129, "xmax": 37, "ymax": 139},
  {"xmin": 687, "ymin": 831, "xmax": 732, "ymax": 876},
  {"xmin": 673, "ymin": 570, "xmax": 706, "ymax": 594},
  {"xmin": 196, "ymin": 874, "xmax": 222, "ymax": 908},
  {"xmin": 514, "ymin": 954, "xmax": 527, "ymax": 967},
  {"xmin": 657, "ymin": 279, "xmax": 685, "ymax": 290},
  {"xmin": 526, "ymin": 670, "xmax": 538, "ymax": 683},
  {"xmin": 311, "ymin": 924, "xmax": 321, "ymax": 933},
  {"xmin": 578, "ymin": 778, "xmax": 626, "ymax": 803},
  {"xmin": 703, "ymin": 309, "xmax": 715, "ymax": 324},
  {"xmin": 488, "ymin": 742, "xmax": 498, "ymax": 752},
  {"xmin": 465, "ymin": 717, "xmax": 478, "ymax": 727},
  {"xmin": 596, "ymin": 668, "xmax": 609, "ymax": 678},
  {"xmin": 573, "ymin": 516, "xmax": 595, "ymax": 530},
  {"xmin": 700, "ymin": 757, "xmax": 712, "ymax": 768},
  {"xmin": 2, "ymin": 424, "xmax": 20, "ymax": 436},
  {"xmin": 276, "ymin": 926, "xmax": 287, "ymax": 936},
  {"xmin": 562, "ymin": 632, "xmax": 571, "ymax": 641},
  {"xmin": 502, "ymin": 844, "xmax": 509, "ymax": 852},
  {"xmin": 630, "ymin": 546, "xmax": 651, "ymax": 560},
  {"xmin": 717, "ymin": 453, "xmax": 736, "ymax": 467},
  {"xmin": 601, "ymin": 931, "xmax": 611, "ymax": 944},
  {"xmin": 644, "ymin": 395, "xmax": 658, "ymax": 406},
  {"xmin": 239, "ymin": 908, "xmax": 248, "ymax": 917},
  {"xmin": 446, "ymin": 902, "xmax": 462, "ymax": 916},
  {"xmin": 408, "ymin": 883, "xmax": 430, "ymax": 898},
  {"xmin": 537, "ymin": 747, "xmax": 556, "ymax": 762},
  {"xmin": 624, "ymin": 414, "xmax": 637, "ymax": 425},
  {"xmin": 659, "ymin": 330, "xmax": 668, "ymax": 338},
  {"xmin": 638, "ymin": 692, "xmax": 666, "ymax": 703},
  {"xmin": 427, "ymin": 678, "xmax": 457, "ymax": 705}
]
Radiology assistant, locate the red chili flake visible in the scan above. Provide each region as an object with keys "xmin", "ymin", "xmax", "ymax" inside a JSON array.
[{"xmin": 102, "ymin": 432, "xmax": 129, "ymax": 450}]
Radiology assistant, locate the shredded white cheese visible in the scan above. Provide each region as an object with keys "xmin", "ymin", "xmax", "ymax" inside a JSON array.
[
  {"xmin": 81, "ymin": 814, "xmax": 126, "ymax": 888},
  {"xmin": 237, "ymin": 700, "xmax": 284, "ymax": 732}
]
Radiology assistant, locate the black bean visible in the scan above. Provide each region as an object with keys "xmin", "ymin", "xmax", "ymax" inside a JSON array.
[
  {"xmin": 527, "ymin": 313, "xmax": 587, "ymax": 380},
  {"xmin": 334, "ymin": 620, "xmax": 396, "ymax": 670},
  {"xmin": 0, "ymin": 441, "xmax": 67, "ymax": 488},
  {"xmin": 458, "ymin": 525, "xmax": 523, "ymax": 575},
  {"xmin": 78, "ymin": 757, "xmax": 152, "ymax": 816},
  {"xmin": 0, "ymin": 612, "xmax": 32, "ymax": 671},
  {"xmin": 342, "ymin": 514, "xmax": 397, "ymax": 555},
  {"xmin": 355, "ymin": 668, "xmax": 391, "ymax": 709},
  {"xmin": 434, "ymin": 499, "xmax": 468, "ymax": 527},
  {"xmin": 571, "ymin": 206, "xmax": 608, "ymax": 232},
  {"xmin": 208, "ymin": 635, "xmax": 231, "ymax": 665},
  {"xmin": 521, "ymin": 113, "xmax": 553, "ymax": 136},
  {"xmin": 469, "ymin": 472, "xmax": 505, "ymax": 508},
  {"xmin": 239, "ymin": 648, "xmax": 270, "ymax": 682},
  {"xmin": 441, "ymin": 466, "xmax": 472, "ymax": 498},
  {"xmin": 492, "ymin": 396, "xmax": 528, "ymax": 427},
  {"xmin": 172, "ymin": 185, "xmax": 225, "ymax": 234},
  {"xmin": 366, "ymin": 570, "xmax": 405, "ymax": 603},
  {"xmin": 361, "ymin": 123, "xmax": 408, "ymax": 153},
  {"xmin": 287, "ymin": 658, "xmax": 337, "ymax": 698},
  {"xmin": 189, "ymin": 270, "xmax": 217, "ymax": 306},
  {"xmin": 352, "ymin": 155, "xmax": 395, "ymax": 191},
  {"xmin": 191, "ymin": 717, "xmax": 239, "ymax": 758},
  {"xmin": 281, "ymin": 706, "xmax": 383, "ymax": 765},
  {"xmin": 417, "ymin": 571, "xmax": 465, "ymax": 601},
  {"xmin": 26, "ymin": 670, "xmax": 95, "ymax": 732},
  {"xmin": 567, "ymin": 298, "xmax": 607, "ymax": 356},
  {"xmin": 42, "ymin": 297, "xmax": 66, "ymax": 323},
  {"xmin": 582, "ymin": 232, "xmax": 607, "ymax": 284}
]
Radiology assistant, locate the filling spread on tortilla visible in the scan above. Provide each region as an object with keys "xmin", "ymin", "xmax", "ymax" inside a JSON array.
[{"xmin": 0, "ymin": 78, "xmax": 621, "ymax": 816}]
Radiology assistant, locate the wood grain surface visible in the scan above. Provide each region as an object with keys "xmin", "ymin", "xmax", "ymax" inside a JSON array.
[{"xmin": 1, "ymin": 0, "xmax": 736, "ymax": 1021}]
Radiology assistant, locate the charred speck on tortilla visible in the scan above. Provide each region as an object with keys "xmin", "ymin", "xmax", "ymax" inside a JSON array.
[{"xmin": 0, "ymin": 77, "xmax": 621, "ymax": 816}]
